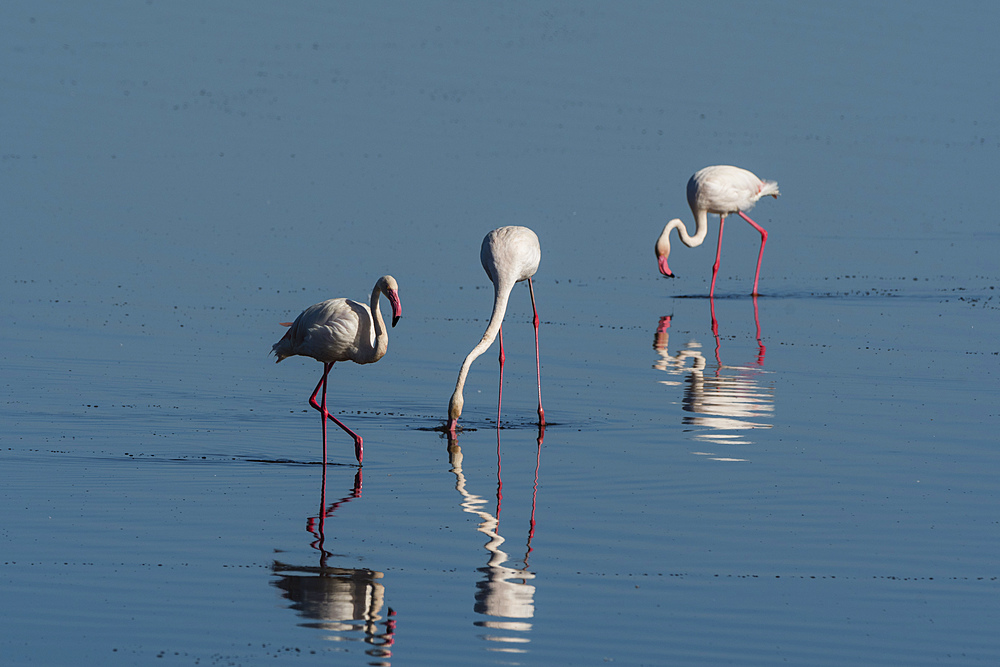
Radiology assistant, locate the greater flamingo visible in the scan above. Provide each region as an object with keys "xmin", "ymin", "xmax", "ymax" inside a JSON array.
[
  {"xmin": 655, "ymin": 165, "xmax": 779, "ymax": 296},
  {"xmin": 272, "ymin": 275, "xmax": 401, "ymax": 466},
  {"xmin": 447, "ymin": 226, "xmax": 544, "ymax": 433}
]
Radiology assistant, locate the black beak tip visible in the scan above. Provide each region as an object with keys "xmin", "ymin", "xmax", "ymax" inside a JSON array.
[{"xmin": 392, "ymin": 315, "xmax": 400, "ymax": 327}]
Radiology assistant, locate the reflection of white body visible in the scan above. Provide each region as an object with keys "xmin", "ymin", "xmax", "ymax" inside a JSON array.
[
  {"xmin": 655, "ymin": 165, "xmax": 779, "ymax": 296},
  {"xmin": 272, "ymin": 562, "xmax": 386, "ymax": 633},
  {"xmin": 653, "ymin": 315, "xmax": 773, "ymax": 453},
  {"xmin": 448, "ymin": 442, "xmax": 536, "ymax": 652},
  {"xmin": 272, "ymin": 471, "xmax": 395, "ymax": 655},
  {"xmin": 448, "ymin": 226, "xmax": 544, "ymax": 432}
]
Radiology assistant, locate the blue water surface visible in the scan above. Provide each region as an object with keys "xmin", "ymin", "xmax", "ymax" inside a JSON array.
[{"xmin": 2, "ymin": 2, "xmax": 999, "ymax": 665}]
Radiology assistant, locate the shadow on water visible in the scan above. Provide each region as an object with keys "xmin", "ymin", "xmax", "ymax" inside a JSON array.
[
  {"xmin": 653, "ymin": 296, "xmax": 774, "ymax": 457},
  {"xmin": 446, "ymin": 424, "xmax": 544, "ymax": 658},
  {"xmin": 271, "ymin": 468, "xmax": 396, "ymax": 664}
]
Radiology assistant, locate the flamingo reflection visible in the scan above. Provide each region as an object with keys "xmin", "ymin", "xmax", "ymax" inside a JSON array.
[
  {"xmin": 653, "ymin": 296, "xmax": 774, "ymax": 455},
  {"xmin": 447, "ymin": 425, "xmax": 543, "ymax": 655},
  {"xmin": 271, "ymin": 469, "xmax": 396, "ymax": 663}
]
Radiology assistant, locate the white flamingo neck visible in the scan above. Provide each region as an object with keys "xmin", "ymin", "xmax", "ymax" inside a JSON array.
[
  {"xmin": 676, "ymin": 208, "xmax": 709, "ymax": 247},
  {"xmin": 658, "ymin": 210, "xmax": 709, "ymax": 256},
  {"xmin": 366, "ymin": 284, "xmax": 389, "ymax": 364},
  {"xmin": 448, "ymin": 280, "xmax": 514, "ymax": 420}
]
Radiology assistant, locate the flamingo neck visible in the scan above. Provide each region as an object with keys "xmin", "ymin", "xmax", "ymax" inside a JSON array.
[
  {"xmin": 367, "ymin": 285, "xmax": 389, "ymax": 363},
  {"xmin": 672, "ymin": 209, "xmax": 709, "ymax": 248},
  {"xmin": 448, "ymin": 280, "xmax": 514, "ymax": 421}
]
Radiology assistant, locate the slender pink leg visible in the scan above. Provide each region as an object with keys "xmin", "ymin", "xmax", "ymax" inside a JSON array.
[
  {"xmin": 497, "ymin": 326, "xmax": 504, "ymax": 425},
  {"xmin": 527, "ymin": 277, "xmax": 545, "ymax": 425},
  {"xmin": 308, "ymin": 362, "xmax": 364, "ymax": 465},
  {"xmin": 321, "ymin": 366, "xmax": 330, "ymax": 467},
  {"xmin": 710, "ymin": 216, "xmax": 726, "ymax": 297},
  {"xmin": 308, "ymin": 363, "xmax": 333, "ymax": 467},
  {"xmin": 737, "ymin": 211, "xmax": 768, "ymax": 296}
]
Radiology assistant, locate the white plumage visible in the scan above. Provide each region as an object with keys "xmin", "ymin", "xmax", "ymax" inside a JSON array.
[
  {"xmin": 272, "ymin": 275, "xmax": 401, "ymax": 465},
  {"xmin": 275, "ymin": 298, "xmax": 386, "ymax": 365},
  {"xmin": 656, "ymin": 165, "xmax": 779, "ymax": 296},
  {"xmin": 447, "ymin": 226, "xmax": 544, "ymax": 432}
]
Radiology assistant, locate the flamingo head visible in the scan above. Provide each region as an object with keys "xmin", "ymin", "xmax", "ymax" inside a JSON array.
[
  {"xmin": 657, "ymin": 253, "xmax": 674, "ymax": 278},
  {"xmin": 377, "ymin": 275, "xmax": 402, "ymax": 327},
  {"xmin": 388, "ymin": 290, "xmax": 401, "ymax": 327},
  {"xmin": 655, "ymin": 220, "xmax": 678, "ymax": 278},
  {"xmin": 655, "ymin": 220, "xmax": 674, "ymax": 278}
]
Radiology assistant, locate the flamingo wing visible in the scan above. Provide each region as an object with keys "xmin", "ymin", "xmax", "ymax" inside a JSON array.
[
  {"xmin": 274, "ymin": 298, "xmax": 372, "ymax": 363},
  {"xmin": 691, "ymin": 166, "xmax": 754, "ymax": 213}
]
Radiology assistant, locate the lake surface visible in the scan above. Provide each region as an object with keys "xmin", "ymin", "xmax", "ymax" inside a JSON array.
[{"xmin": 3, "ymin": 2, "xmax": 999, "ymax": 665}]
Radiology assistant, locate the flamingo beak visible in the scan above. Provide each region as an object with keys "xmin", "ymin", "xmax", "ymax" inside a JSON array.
[
  {"xmin": 388, "ymin": 290, "xmax": 401, "ymax": 327},
  {"xmin": 657, "ymin": 254, "xmax": 674, "ymax": 278}
]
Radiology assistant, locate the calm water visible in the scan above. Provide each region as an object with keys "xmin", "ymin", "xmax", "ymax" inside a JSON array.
[{"xmin": 3, "ymin": 2, "xmax": 999, "ymax": 665}]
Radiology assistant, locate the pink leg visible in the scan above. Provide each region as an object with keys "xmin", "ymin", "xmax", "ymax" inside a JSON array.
[
  {"xmin": 308, "ymin": 363, "xmax": 333, "ymax": 467},
  {"xmin": 737, "ymin": 210, "xmax": 768, "ymax": 296},
  {"xmin": 308, "ymin": 362, "xmax": 364, "ymax": 465},
  {"xmin": 710, "ymin": 216, "xmax": 726, "ymax": 297},
  {"xmin": 497, "ymin": 326, "xmax": 504, "ymax": 425},
  {"xmin": 527, "ymin": 277, "xmax": 545, "ymax": 425}
]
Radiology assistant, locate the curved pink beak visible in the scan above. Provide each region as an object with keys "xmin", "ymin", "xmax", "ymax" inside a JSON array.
[
  {"xmin": 388, "ymin": 290, "xmax": 402, "ymax": 327},
  {"xmin": 657, "ymin": 254, "xmax": 674, "ymax": 278}
]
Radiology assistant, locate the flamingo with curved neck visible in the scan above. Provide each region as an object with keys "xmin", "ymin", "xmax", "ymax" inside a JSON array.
[
  {"xmin": 272, "ymin": 275, "xmax": 402, "ymax": 465},
  {"xmin": 656, "ymin": 165, "xmax": 779, "ymax": 296},
  {"xmin": 447, "ymin": 226, "xmax": 544, "ymax": 433}
]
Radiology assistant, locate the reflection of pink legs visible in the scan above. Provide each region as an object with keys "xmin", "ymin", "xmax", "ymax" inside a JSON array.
[
  {"xmin": 737, "ymin": 211, "xmax": 768, "ymax": 297},
  {"xmin": 525, "ymin": 426, "xmax": 544, "ymax": 565},
  {"xmin": 495, "ymin": 418, "xmax": 503, "ymax": 521},
  {"xmin": 709, "ymin": 295, "xmax": 722, "ymax": 368},
  {"xmin": 308, "ymin": 362, "xmax": 364, "ymax": 465},
  {"xmin": 308, "ymin": 469, "xmax": 364, "ymax": 560},
  {"xmin": 497, "ymin": 326, "xmax": 505, "ymax": 425},
  {"xmin": 528, "ymin": 277, "xmax": 545, "ymax": 426},
  {"xmin": 709, "ymin": 294, "xmax": 766, "ymax": 368},
  {"xmin": 752, "ymin": 294, "xmax": 766, "ymax": 365}
]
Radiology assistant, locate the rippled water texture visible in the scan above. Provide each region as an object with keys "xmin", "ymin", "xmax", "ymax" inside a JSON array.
[{"xmin": 3, "ymin": 2, "xmax": 999, "ymax": 665}]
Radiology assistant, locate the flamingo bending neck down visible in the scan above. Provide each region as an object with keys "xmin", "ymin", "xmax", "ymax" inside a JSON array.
[
  {"xmin": 656, "ymin": 165, "xmax": 779, "ymax": 296},
  {"xmin": 272, "ymin": 275, "xmax": 402, "ymax": 466},
  {"xmin": 447, "ymin": 226, "xmax": 544, "ymax": 433}
]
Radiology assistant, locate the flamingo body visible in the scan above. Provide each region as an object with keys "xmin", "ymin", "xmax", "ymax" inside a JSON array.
[
  {"xmin": 274, "ymin": 297, "xmax": 391, "ymax": 365},
  {"xmin": 273, "ymin": 275, "xmax": 401, "ymax": 465},
  {"xmin": 447, "ymin": 226, "xmax": 544, "ymax": 432},
  {"xmin": 656, "ymin": 165, "xmax": 779, "ymax": 296}
]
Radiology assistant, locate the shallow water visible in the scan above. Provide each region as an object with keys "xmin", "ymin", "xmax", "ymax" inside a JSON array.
[{"xmin": 3, "ymin": 2, "xmax": 1000, "ymax": 665}]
